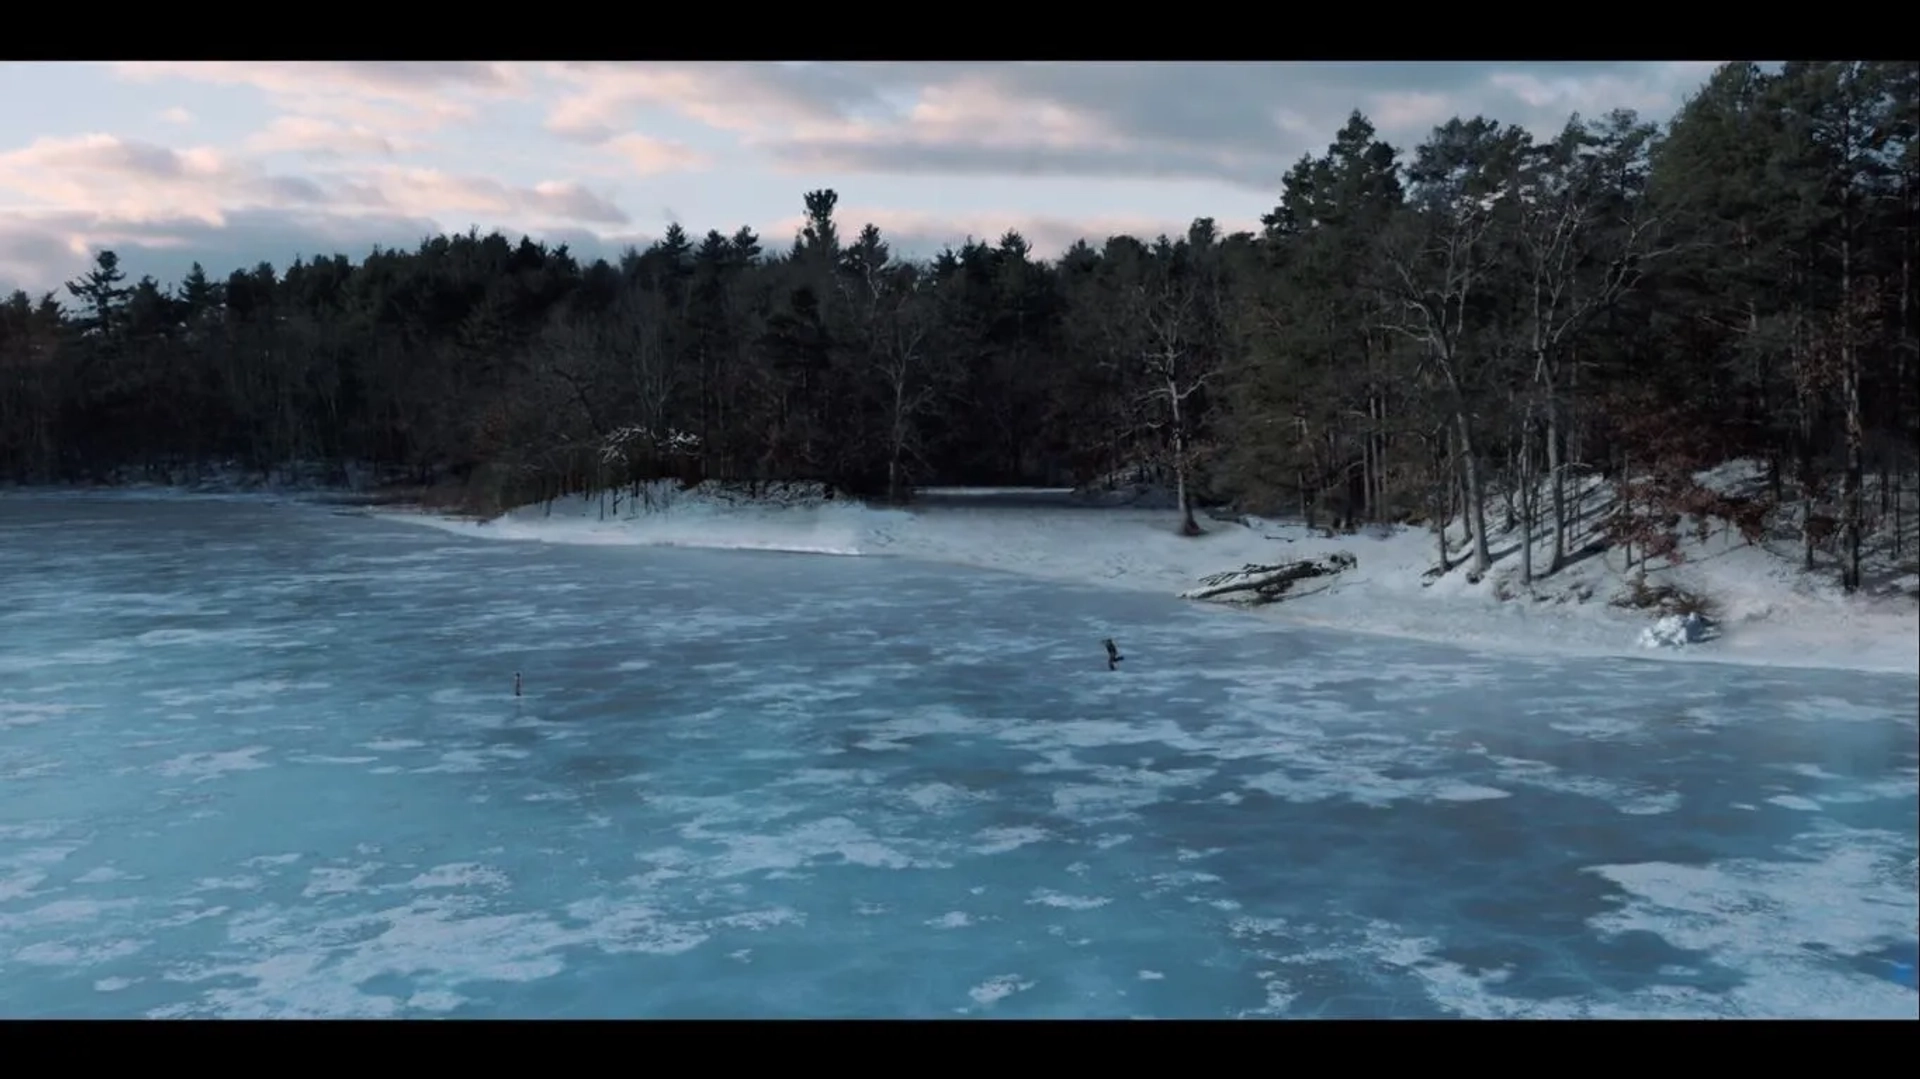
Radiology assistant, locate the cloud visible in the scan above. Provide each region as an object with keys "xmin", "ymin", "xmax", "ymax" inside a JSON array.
[
  {"xmin": 0, "ymin": 131, "xmax": 626, "ymax": 226},
  {"xmin": 107, "ymin": 61, "xmax": 533, "ymax": 135},
  {"xmin": 1482, "ymin": 63, "xmax": 1725, "ymax": 127},
  {"xmin": 246, "ymin": 116, "xmax": 415, "ymax": 158},
  {"xmin": 550, "ymin": 61, "xmax": 1719, "ymax": 192},
  {"xmin": 0, "ymin": 126, "xmax": 634, "ymax": 294},
  {"xmin": 0, "ymin": 208, "xmax": 433, "ymax": 296},
  {"xmin": 603, "ymin": 133, "xmax": 711, "ymax": 176},
  {"xmin": 351, "ymin": 169, "xmax": 629, "ymax": 226},
  {"xmin": 0, "ymin": 62, "xmax": 1733, "ymax": 298},
  {"xmin": 0, "ymin": 134, "xmax": 285, "ymax": 226},
  {"xmin": 0, "ymin": 208, "xmax": 645, "ymax": 299},
  {"xmin": 541, "ymin": 61, "xmax": 887, "ymax": 143}
]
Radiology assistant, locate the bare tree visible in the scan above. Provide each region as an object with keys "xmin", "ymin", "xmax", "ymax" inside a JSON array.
[
  {"xmin": 1378, "ymin": 118, "xmax": 1529, "ymax": 577},
  {"xmin": 1515, "ymin": 111, "xmax": 1674, "ymax": 574},
  {"xmin": 874, "ymin": 267, "xmax": 940, "ymax": 502},
  {"xmin": 1134, "ymin": 260, "xmax": 1215, "ymax": 536}
]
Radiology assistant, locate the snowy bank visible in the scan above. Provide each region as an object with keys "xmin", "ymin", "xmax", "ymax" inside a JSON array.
[{"xmin": 378, "ymin": 478, "xmax": 1920, "ymax": 678}]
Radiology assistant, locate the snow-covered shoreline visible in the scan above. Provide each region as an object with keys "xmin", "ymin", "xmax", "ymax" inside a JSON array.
[{"xmin": 371, "ymin": 478, "xmax": 1920, "ymax": 679}]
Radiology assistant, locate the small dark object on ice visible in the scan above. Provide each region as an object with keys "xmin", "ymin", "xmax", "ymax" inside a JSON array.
[
  {"xmin": 514, "ymin": 671, "xmax": 523, "ymax": 697},
  {"xmin": 1104, "ymin": 638, "xmax": 1124, "ymax": 671}
]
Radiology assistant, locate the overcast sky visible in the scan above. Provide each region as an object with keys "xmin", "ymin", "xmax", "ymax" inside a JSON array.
[{"xmin": 0, "ymin": 61, "xmax": 1723, "ymax": 296}]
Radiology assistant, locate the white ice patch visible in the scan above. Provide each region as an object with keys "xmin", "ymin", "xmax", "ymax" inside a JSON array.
[
  {"xmin": 1484, "ymin": 754, "xmax": 1682, "ymax": 816},
  {"xmin": 0, "ymin": 897, "xmax": 140, "ymax": 932},
  {"xmin": 0, "ymin": 869, "xmax": 50, "ymax": 902},
  {"xmin": 1243, "ymin": 760, "xmax": 1510, "ymax": 809},
  {"xmin": 408, "ymin": 863, "xmax": 511, "ymax": 891},
  {"xmin": 1028, "ymin": 889, "xmax": 1110, "ymax": 911},
  {"xmin": 561, "ymin": 898, "xmax": 713, "ymax": 956},
  {"xmin": 899, "ymin": 782, "xmax": 988, "ymax": 814},
  {"xmin": 74, "ymin": 866, "xmax": 134, "ymax": 884},
  {"xmin": 689, "ymin": 816, "xmax": 947, "ymax": 877},
  {"xmin": 967, "ymin": 974, "xmax": 1034, "ymax": 1007},
  {"xmin": 193, "ymin": 876, "xmax": 264, "ymax": 892},
  {"xmin": 13, "ymin": 937, "xmax": 148, "ymax": 967},
  {"xmin": 134, "ymin": 627, "xmax": 287, "ymax": 649},
  {"xmin": 0, "ymin": 700, "xmax": 97, "ymax": 728},
  {"xmin": 927, "ymin": 911, "xmax": 974, "ymax": 929},
  {"xmin": 1783, "ymin": 696, "xmax": 1913, "ymax": 726},
  {"xmin": 412, "ymin": 746, "xmax": 531, "ymax": 774},
  {"xmin": 1575, "ymin": 826, "xmax": 1918, "ymax": 1018},
  {"xmin": 144, "ymin": 679, "xmax": 330, "ymax": 707},
  {"xmin": 971, "ymin": 826, "xmax": 1051, "ymax": 855},
  {"xmin": 302, "ymin": 864, "xmax": 380, "ymax": 898},
  {"xmin": 152, "ymin": 746, "xmax": 271, "ymax": 782}
]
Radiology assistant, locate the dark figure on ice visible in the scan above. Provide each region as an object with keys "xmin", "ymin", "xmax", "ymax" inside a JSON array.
[
  {"xmin": 514, "ymin": 671, "xmax": 523, "ymax": 698},
  {"xmin": 1104, "ymin": 639, "xmax": 1124, "ymax": 671}
]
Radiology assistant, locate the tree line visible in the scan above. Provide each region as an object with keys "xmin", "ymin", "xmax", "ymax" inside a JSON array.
[{"xmin": 2, "ymin": 61, "xmax": 1914, "ymax": 593}]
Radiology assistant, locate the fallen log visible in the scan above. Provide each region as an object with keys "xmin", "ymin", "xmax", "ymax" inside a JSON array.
[{"xmin": 1181, "ymin": 552, "xmax": 1356, "ymax": 605}]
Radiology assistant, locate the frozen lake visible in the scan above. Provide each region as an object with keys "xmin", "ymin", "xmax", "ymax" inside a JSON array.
[{"xmin": 0, "ymin": 493, "xmax": 1914, "ymax": 1018}]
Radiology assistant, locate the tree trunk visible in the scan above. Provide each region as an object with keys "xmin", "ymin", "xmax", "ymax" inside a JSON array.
[
  {"xmin": 1362, "ymin": 391, "xmax": 1376, "ymax": 523},
  {"xmin": 1543, "ymin": 366, "xmax": 1567, "ymax": 573},
  {"xmin": 1298, "ymin": 415, "xmax": 1313, "ymax": 528},
  {"xmin": 1375, "ymin": 388, "xmax": 1390, "ymax": 523},
  {"xmin": 1842, "ymin": 314, "xmax": 1863, "ymax": 590},
  {"xmin": 1791, "ymin": 304, "xmax": 1820, "ymax": 573},
  {"xmin": 1169, "ymin": 376, "xmax": 1200, "ymax": 536},
  {"xmin": 1457, "ymin": 452, "xmax": 1475, "ymax": 548},
  {"xmin": 1434, "ymin": 428, "xmax": 1453, "ymax": 573},
  {"xmin": 1519, "ymin": 421, "xmax": 1535, "ymax": 587},
  {"xmin": 1456, "ymin": 410, "xmax": 1492, "ymax": 577},
  {"xmin": 1502, "ymin": 435, "xmax": 1519, "ymax": 533}
]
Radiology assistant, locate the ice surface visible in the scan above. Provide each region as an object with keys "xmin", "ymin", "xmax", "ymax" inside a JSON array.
[{"xmin": 0, "ymin": 493, "xmax": 1914, "ymax": 1018}]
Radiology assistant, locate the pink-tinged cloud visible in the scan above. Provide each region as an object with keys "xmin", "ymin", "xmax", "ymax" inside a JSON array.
[
  {"xmin": 0, "ymin": 134, "xmax": 265, "ymax": 226},
  {"xmin": 602, "ymin": 133, "xmax": 711, "ymax": 177},
  {"xmin": 0, "ymin": 132, "xmax": 628, "ymax": 235},
  {"xmin": 0, "ymin": 208, "xmax": 448, "ymax": 296},
  {"xmin": 1368, "ymin": 91, "xmax": 1458, "ymax": 134},
  {"xmin": 109, "ymin": 60, "xmax": 529, "ymax": 101},
  {"xmin": 106, "ymin": 61, "xmax": 534, "ymax": 134},
  {"xmin": 558, "ymin": 61, "xmax": 1719, "ymax": 190},
  {"xmin": 541, "ymin": 61, "xmax": 884, "ymax": 142},
  {"xmin": 246, "ymin": 116, "xmax": 415, "ymax": 158},
  {"xmin": 0, "ymin": 62, "xmax": 1734, "ymax": 298},
  {"xmin": 350, "ymin": 168, "xmax": 629, "ymax": 227}
]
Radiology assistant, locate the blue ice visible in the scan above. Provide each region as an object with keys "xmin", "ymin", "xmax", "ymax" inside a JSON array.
[{"xmin": 0, "ymin": 494, "xmax": 1914, "ymax": 1018}]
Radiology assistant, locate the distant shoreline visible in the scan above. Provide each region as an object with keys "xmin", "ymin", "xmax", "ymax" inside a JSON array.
[{"xmin": 370, "ymin": 481, "xmax": 1920, "ymax": 681}]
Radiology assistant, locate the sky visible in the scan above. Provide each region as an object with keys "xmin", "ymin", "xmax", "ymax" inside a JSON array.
[{"xmin": 0, "ymin": 61, "xmax": 1724, "ymax": 297}]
